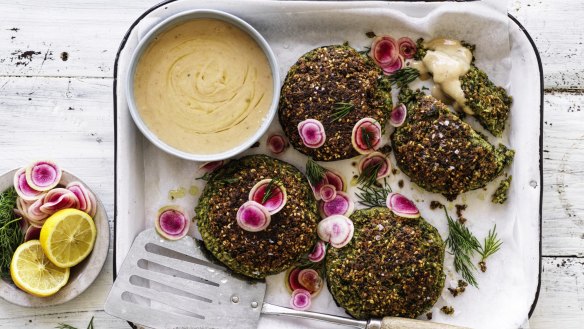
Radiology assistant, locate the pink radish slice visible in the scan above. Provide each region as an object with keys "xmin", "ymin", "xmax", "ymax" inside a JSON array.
[
  {"xmin": 199, "ymin": 160, "xmax": 225, "ymax": 172},
  {"xmin": 308, "ymin": 241, "xmax": 327, "ymax": 262},
  {"xmin": 13, "ymin": 168, "xmax": 44, "ymax": 201},
  {"xmin": 24, "ymin": 225, "xmax": 41, "ymax": 242},
  {"xmin": 286, "ymin": 268, "xmax": 304, "ymax": 292},
  {"xmin": 155, "ymin": 206, "xmax": 189, "ymax": 240},
  {"xmin": 317, "ymin": 215, "xmax": 355, "ymax": 248},
  {"xmin": 87, "ymin": 190, "xmax": 97, "ymax": 217},
  {"xmin": 358, "ymin": 152, "xmax": 392, "ymax": 180},
  {"xmin": 324, "ymin": 170, "xmax": 345, "ymax": 192},
  {"xmin": 309, "ymin": 176, "xmax": 329, "ymax": 201},
  {"xmin": 320, "ymin": 184, "xmax": 337, "ymax": 202},
  {"xmin": 369, "ymin": 36, "xmax": 399, "ymax": 65},
  {"xmin": 298, "ymin": 269, "xmax": 323, "ymax": 295},
  {"xmin": 40, "ymin": 188, "xmax": 79, "ymax": 215},
  {"xmin": 321, "ymin": 191, "xmax": 354, "ymax": 217},
  {"xmin": 236, "ymin": 201, "xmax": 271, "ymax": 232},
  {"xmin": 267, "ymin": 134, "xmax": 289, "ymax": 154},
  {"xmin": 290, "ymin": 289, "xmax": 312, "ymax": 311},
  {"xmin": 381, "ymin": 55, "xmax": 404, "ymax": 74},
  {"xmin": 25, "ymin": 161, "xmax": 62, "ymax": 192},
  {"xmin": 386, "ymin": 193, "xmax": 421, "ymax": 219},
  {"xmin": 27, "ymin": 198, "xmax": 49, "ymax": 226},
  {"xmin": 298, "ymin": 119, "xmax": 326, "ymax": 148},
  {"xmin": 351, "ymin": 118, "xmax": 382, "ymax": 154},
  {"xmin": 16, "ymin": 197, "xmax": 32, "ymax": 221},
  {"xmin": 398, "ymin": 37, "xmax": 417, "ymax": 59},
  {"xmin": 390, "ymin": 104, "xmax": 407, "ymax": 127},
  {"xmin": 66, "ymin": 181, "xmax": 94, "ymax": 215},
  {"xmin": 248, "ymin": 179, "xmax": 287, "ymax": 215}
]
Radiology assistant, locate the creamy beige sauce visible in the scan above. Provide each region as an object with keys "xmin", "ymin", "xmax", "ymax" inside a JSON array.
[
  {"xmin": 415, "ymin": 38, "xmax": 473, "ymax": 114},
  {"xmin": 134, "ymin": 19, "xmax": 273, "ymax": 154}
]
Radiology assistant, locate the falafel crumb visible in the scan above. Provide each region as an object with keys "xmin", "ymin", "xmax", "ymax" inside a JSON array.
[
  {"xmin": 441, "ymin": 306, "xmax": 455, "ymax": 315},
  {"xmin": 430, "ymin": 201, "xmax": 444, "ymax": 210},
  {"xmin": 492, "ymin": 175, "xmax": 512, "ymax": 204},
  {"xmin": 426, "ymin": 312, "xmax": 433, "ymax": 320}
]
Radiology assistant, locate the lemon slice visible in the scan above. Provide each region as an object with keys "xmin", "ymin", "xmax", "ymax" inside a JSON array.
[
  {"xmin": 10, "ymin": 240, "xmax": 70, "ymax": 297},
  {"xmin": 40, "ymin": 208, "xmax": 97, "ymax": 268}
]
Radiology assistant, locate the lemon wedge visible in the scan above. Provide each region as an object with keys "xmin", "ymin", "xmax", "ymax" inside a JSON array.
[
  {"xmin": 40, "ymin": 208, "xmax": 97, "ymax": 268},
  {"xmin": 10, "ymin": 240, "xmax": 70, "ymax": 297}
]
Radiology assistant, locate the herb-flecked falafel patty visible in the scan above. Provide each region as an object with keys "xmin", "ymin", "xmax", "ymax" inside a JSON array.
[
  {"xmin": 391, "ymin": 88, "xmax": 514, "ymax": 200},
  {"xmin": 278, "ymin": 45, "xmax": 392, "ymax": 161},
  {"xmin": 326, "ymin": 208, "xmax": 445, "ymax": 319},
  {"xmin": 196, "ymin": 155, "xmax": 318, "ymax": 279}
]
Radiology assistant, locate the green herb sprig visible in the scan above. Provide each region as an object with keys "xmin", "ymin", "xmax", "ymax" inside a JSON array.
[
  {"xmin": 330, "ymin": 102, "xmax": 355, "ymax": 122},
  {"xmin": 477, "ymin": 225, "xmax": 502, "ymax": 272},
  {"xmin": 444, "ymin": 207, "xmax": 480, "ymax": 287},
  {"xmin": 356, "ymin": 161, "xmax": 382, "ymax": 188},
  {"xmin": 261, "ymin": 177, "xmax": 281, "ymax": 204},
  {"xmin": 361, "ymin": 127, "xmax": 374, "ymax": 150},
  {"xmin": 356, "ymin": 179, "xmax": 392, "ymax": 208},
  {"xmin": 305, "ymin": 158, "xmax": 326, "ymax": 186},
  {"xmin": 56, "ymin": 316, "xmax": 94, "ymax": 329},
  {"xmin": 0, "ymin": 187, "xmax": 23, "ymax": 278},
  {"xmin": 388, "ymin": 67, "xmax": 420, "ymax": 88}
]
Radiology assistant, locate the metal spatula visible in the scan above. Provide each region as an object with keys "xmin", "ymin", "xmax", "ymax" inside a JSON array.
[{"xmin": 105, "ymin": 229, "xmax": 469, "ymax": 329}]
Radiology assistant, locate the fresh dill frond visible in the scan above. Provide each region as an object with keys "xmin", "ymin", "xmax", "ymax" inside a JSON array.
[
  {"xmin": 0, "ymin": 187, "xmax": 23, "ymax": 279},
  {"xmin": 477, "ymin": 225, "xmax": 502, "ymax": 272},
  {"xmin": 356, "ymin": 179, "xmax": 392, "ymax": 208},
  {"xmin": 261, "ymin": 177, "xmax": 281, "ymax": 204},
  {"xmin": 388, "ymin": 67, "xmax": 420, "ymax": 88},
  {"xmin": 330, "ymin": 102, "xmax": 355, "ymax": 122},
  {"xmin": 216, "ymin": 177, "xmax": 239, "ymax": 185},
  {"xmin": 55, "ymin": 316, "xmax": 94, "ymax": 329},
  {"xmin": 195, "ymin": 172, "xmax": 212, "ymax": 181},
  {"xmin": 305, "ymin": 157, "xmax": 326, "ymax": 186},
  {"xmin": 361, "ymin": 127, "xmax": 374, "ymax": 150},
  {"xmin": 356, "ymin": 161, "xmax": 382, "ymax": 188},
  {"xmin": 358, "ymin": 46, "xmax": 371, "ymax": 55},
  {"xmin": 444, "ymin": 208, "xmax": 481, "ymax": 287}
]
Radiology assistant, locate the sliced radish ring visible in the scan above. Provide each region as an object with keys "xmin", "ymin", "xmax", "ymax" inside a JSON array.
[
  {"xmin": 286, "ymin": 267, "xmax": 304, "ymax": 292},
  {"xmin": 381, "ymin": 55, "xmax": 404, "ymax": 74},
  {"xmin": 298, "ymin": 269, "xmax": 323, "ymax": 295},
  {"xmin": 307, "ymin": 241, "xmax": 327, "ymax": 263},
  {"xmin": 27, "ymin": 198, "xmax": 49, "ymax": 225},
  {"xmin": 267, "ymin": 134, "xmax": 289, "ymax": 154},
  {"xmin": 199, "ymin": 160, "xmax": 225, "ymax": 172},
  {"xmin": 390, "ymin": 103, "xmax": 407, "ymax": 127},
  {"xmin": 290, "ymin": 289, "xmax": 312, "ymax": 311},
  {"xmin": 358, "ymin": 152, "xmax": 392, "ymax": 181},
  {"xmin": 351, "ymin": 118, "xmax": 382, "ymax": 154},
  {"xmin": 13, "ymin": 168, "xmax": 44, "ymax": 201},
  {"xmin": 66, "ymin": 181, "xmax": 95, "ymax": 216},
  {"xmin": 386, "ymin": 193, "xmax": 421, "ymax": 219},
  {"xmin": 398, "ymin": 37, "xmax": 417, "ymax": 59},
  {"xmin": 320, "ymin": 191, "xmax": 354, "ymax": 218},
  {"xmin": 24, "ymin": 225, "xmax": 41, "ymax": 242},
  {"xmin": 324, "ymin": 170, "xmax": 346, "ymax": 192},
  {"xmin": 298, "ymin": 119, "xmax": 326, "ymax": 149},
  {"xmin": 369, "ymin": 36, "xmax": 399, "ymax": 65},
  {"xmin": 248, "ymin": 179, "xmax": 287, "ymax": 215},
  {"xmin": 317, "ymin": 215, "xmax": 354, "ymax": 248},
  {"xmin": 25, "ymin": 161, "xmax": 62, "ymax": 192},
  {"xmin": 155, "ymin": 206, "xmax": 190, "ymax": 240},
  {"xmin": 40, "ymin": 188, "xmax": 79, "ymax": 215},
  {"xmin": 236, "ymin": 201, "xmax": 271, "ymax": 232},
  {"xmin": 320, "ymin": 184, "xmax": 337, "ymax": 202},
  {"xmin": 309, "ymin": 176, "xmax": 328, "ymax": 201}
]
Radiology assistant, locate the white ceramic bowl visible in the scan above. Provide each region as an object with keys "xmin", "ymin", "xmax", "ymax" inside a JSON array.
[
  {"xmin": 0, "ymin": 169, "xmax": 109, "ymax": 307},
  {"xmin": 125, "ymin": 9, "xmax": 280, "ymax": 162}
]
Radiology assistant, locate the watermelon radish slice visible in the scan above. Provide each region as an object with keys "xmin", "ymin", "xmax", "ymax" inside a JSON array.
[
  {"xmin": 358, "ymin": 152, "xmax": 392, "ymax": 181},
  {"xmin": 27, "ymin": 198, "xmax": 49, "ymax": 226},
  {"xmin": 248, "ymin": 179, "xmax": 287, "ymax": 215},
  {"xmin": 298, "ymin": 269, "xmax": 323, "ymax": 295},
  {"xmin": 40, "ymin": 188, "xmax": 79, "ymax": 215},
  {"xmin": 13, "ymin": 168, "xmax": 44, "ymax": 201},
  {"xmin": 320, "ymin": 184, "xmax": 337, "ymax": 202},
  {"xmin": 380, "ymin": 55, "xmax": 404, "ymax": 74},
  {"xmin": 155, "ymin": 206, "xmax": 189, "ymax": 240},
  {"xmin": 24, "ymin": 225, "xmax": 41, "ymax": 242},
  {"xmin": 25, "ymin": 161, "xmax": 62, "ymax": 192},
  {"xmin": 298, "ymin": 119, "xmax": 326, "ymax": 148},
  {"xmin": 317, "ymin": 215, "xmax": 355, "ymax": 248},
  {"xmin": 369, "ymin": 36, "xmax": 399, "ymax": 65},
  {"xmin": 236, "ymin": 201, "xmax": 271, "ymax": 232},
  {"xmin": 398, "ymin": 37, "xmax": 417, "ymax": 59},
  {"xmin": 199, "ymin": 160, "xmax": 225, "ymax": 172},
  {"xmin": 320, "ymin": 191, "xmax": 354, "ymax": 217},
  {"xmin": 324, "ymin": 170, "xmax": 346, "ymax": 192},
  {"xmin": 307, "ymin": 241, "xmax": 327, "ymax": 263},
  {"xmin": 66, "ymin": 181, "xmax": 95, "ymax": 216},
  {"xmin": 351, "ymin": 118, "xmax": 382, "ymax": 154},
  {"xmin": 290, "ymin": 289, "xmax": 312, "ymax": 311},
  {"xmin": 267, "ymin": 134, "xmax": 289, "ymax": 154},
  {"xmin": 390, "ymin": 104, "xmax": 407, "ymax": 127},
  {"xmin": 386, "ymin": 193, "xmax": 421, "ymax": 219}
]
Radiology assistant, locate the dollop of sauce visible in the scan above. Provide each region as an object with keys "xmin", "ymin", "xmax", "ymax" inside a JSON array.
[
  {"xmin": 410, "ymin": 38, "xmax": 473, "ymax": 114},
  {"xmin": 134, "ymin": 19, "xmax": 273, "ymax": 154}
]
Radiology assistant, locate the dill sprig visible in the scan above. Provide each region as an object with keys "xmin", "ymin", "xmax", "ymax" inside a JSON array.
[
  {"xmin": 356, "ymin": 179, "xmax": 392, "ymax": 208},
  {"xmin": 330, "ymin": 102, "xmax": 355, "ymax": 122},
  {"xmin": 388, "ymin": 67, "xmax": 420, "ymax": 88},
  {"xmin": 361, "ymin": 127, "xmax": 374, "ymax": 150},
  {"xmin": 261, "ymin": 177, "xmax": 281, "ymax": 204},
  {"xmin": 444, "ymin": 207, "xmax": 480, "ymax": 287},
  {"xmin": 0, "ymin": 187, "xmax": 23, "ymax": 279},
  {"xmin": 477, "ymin": 225, "xmax": 502, "ymax": 272},
  {"xmin": 356, "ymin": 161, "xmax": 382, "ymax": 188},
  {"xmin": 56, "ymin": 316, "xmax": 94, "ymax": 329},
  {"xmin": 305, "ymin": 157, "xmax": 326, "ymax": 186}
]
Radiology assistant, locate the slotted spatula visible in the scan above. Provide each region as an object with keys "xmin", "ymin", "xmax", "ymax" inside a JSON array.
[{"xmin": 105, "ymin": 229, "xmax": 469, "ymax": 329}]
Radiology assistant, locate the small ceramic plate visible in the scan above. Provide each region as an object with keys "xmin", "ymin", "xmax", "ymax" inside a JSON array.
[{"xmin": 0, "ymin": 169, "xmax": 110, "ymax": 307}]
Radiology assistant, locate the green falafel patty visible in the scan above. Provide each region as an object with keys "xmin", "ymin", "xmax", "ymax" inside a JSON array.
[
  {"xmin": 278, "ymin": 45, "xmax": 392, "ymax": 161},
  {"xmin": 391, "ymin": 88, "xmax": 514, "ymax": 200},
  {"xmin": 196, "ymin": 155, "xmax": 318, "ymax": 279},
  {"xmin": 326, "ymin": 208, "xmax": 445, "ymax": 319}
]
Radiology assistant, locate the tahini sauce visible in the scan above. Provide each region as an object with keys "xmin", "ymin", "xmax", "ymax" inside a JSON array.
[
  {"xmin": 410, "ymin": 38, "xmax": 473, "ymax": 114},
  {"xmin": 133, "ymin": 19, "xmax": 273, "ymax": 154}
]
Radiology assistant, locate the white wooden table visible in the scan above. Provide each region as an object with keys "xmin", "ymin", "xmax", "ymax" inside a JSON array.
[{"xmin": 0, "ymin": 1, "xmax": 581, "ymax": 328}]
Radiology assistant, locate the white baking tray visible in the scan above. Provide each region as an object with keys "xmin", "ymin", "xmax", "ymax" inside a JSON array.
[{"xmin": 113, "ymin": 1, "xmax": 543, "ymax": 328}]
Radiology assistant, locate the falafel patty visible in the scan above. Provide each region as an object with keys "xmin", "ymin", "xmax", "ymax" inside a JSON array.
[
  {"xmin": 326, "ymin": 208, "xmax": 445, "ymax": 319},
  {"xmin": 196, "ymin": 155, "xmax": 318, "ymax": 279},
  {"xmin": 391, "ymin": 88, "xmax": 514, "ymax": 200},
  {"xmin": 278, "ymin": 45, "xmax": 392, "ymax": 161}
]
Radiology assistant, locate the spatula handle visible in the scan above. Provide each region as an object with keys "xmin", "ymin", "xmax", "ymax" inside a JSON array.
[{"xmin": 369, "ymin": 317, "xmax": 471, "ymax": 329}]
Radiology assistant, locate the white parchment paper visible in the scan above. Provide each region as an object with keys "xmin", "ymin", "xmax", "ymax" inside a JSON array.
[{"xmin": 115, "ymin": 1, "xmax": 540, "ymax": 328}]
